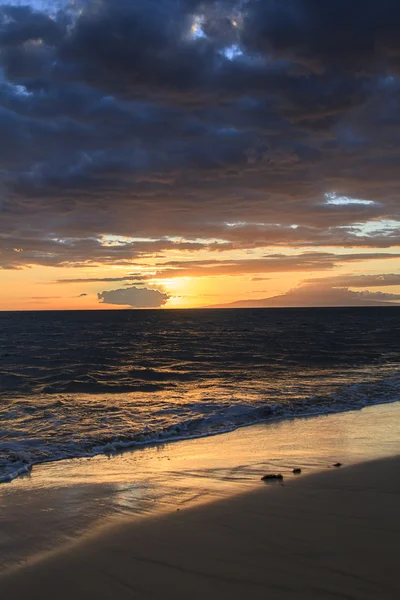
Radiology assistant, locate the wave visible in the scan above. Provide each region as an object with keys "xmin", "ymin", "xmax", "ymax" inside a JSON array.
[
  {"xmin": 2, "ymin": 368, "xmax": 202, "ymax": 396},
  {"xmin": 1, "ymin": 374, "xmax": 399, "ymax": 484}
]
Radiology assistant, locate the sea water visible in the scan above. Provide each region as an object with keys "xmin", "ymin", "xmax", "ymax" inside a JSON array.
[{"xmin": 0, "ymin": 307, "xmax": 399, "ymax": 482}]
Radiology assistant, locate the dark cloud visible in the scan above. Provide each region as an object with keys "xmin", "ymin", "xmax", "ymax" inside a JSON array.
[
  {"xmin": 0, "ymin": 1, "xmax": 400, "ymax": 270},
  {"xmin": 0, "ymin": 237, "xmax": 214, "ymax": 270},
  {"xmin": 98, "ymin": 286, "xmax": 169, "ymax": 308},
  {"xmin": 53, "ymin": 252, "xmax": 400, "ymax": 284},
  {"xmin": 147, "ymin": 252, "xmax": 400, "ymax": 279},
  {"xmin": 2, "ymin": 222, "xmax": 400, "ymax": 270},
  {"xmin": 54, "ymin": 275, "xmax": 148, "ymax": 284},
  {"xmin": 57, "ymin": 275, "xmax": 145, "ymax": 284},
  {"xmin": 245, "ymin": 1, "xmax": 400, "ymax": 75}
]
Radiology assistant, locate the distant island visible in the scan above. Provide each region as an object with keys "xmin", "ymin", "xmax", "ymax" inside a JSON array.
[{"xmin": 206, "ymin": 295, "xmax": 400, "ymax": 309}]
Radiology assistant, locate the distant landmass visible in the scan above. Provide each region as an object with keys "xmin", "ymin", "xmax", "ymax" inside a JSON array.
[{"xmin": 206, "ymin": 295, "xmax": 400, "ymax": 309}]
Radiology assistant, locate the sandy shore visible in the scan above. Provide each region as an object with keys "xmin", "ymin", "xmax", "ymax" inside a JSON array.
[
  {"xmin": 2, "ymin": 402, "xmax": 400, "ymax": 573},
  {"xmin": 2, "ymin": 455, "xmax": 399, "ymax": 600}
]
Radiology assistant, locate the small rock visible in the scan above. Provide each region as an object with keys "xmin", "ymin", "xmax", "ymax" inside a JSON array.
[
  {"xmin": 333, "ymin": 462, "xmax": 342, "ymax": 468},
  {"xmin": 261, "ymin": 474, "xmax": 283, "ymax": 481},
  {"xmin": 292, "ymin": 468, "xmax": 302, "ymax": 475}
]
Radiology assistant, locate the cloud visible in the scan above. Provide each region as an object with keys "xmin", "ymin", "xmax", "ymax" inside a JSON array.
[
  {"xmin": 53, "ymin": 252, "xmax": 400, "ymax": 285},
  {"xmin": 147, "ymin": 252, "xmax": 400, "ymax": 278},
  {"xmin": 2, "ymin": 225, "xmax": 400, "ymax": 271},
  {"xmin": 0, "ymin": 0, "xmax": 400, "ymax": 271},
  {"xmin": 305, "ymin": 273, "xmax": 400, "ymax": 288},
  {"xmin": 97, "ymin": 286, "xmax": 169, "ymax": 308},
  {"xmin": 29, "ymin": 296, "xmax": 61, "ymax": 300},
  {"xmin": 0, "ymin": 237, "xmax": 227, "ymax": 270},
  {"xmin": 245, "ymin": 1, "xmax": 400, "ymax": 75},
  {"xmin": 57, "ymin": 274, "xmax": 146, "ymax": 284}
]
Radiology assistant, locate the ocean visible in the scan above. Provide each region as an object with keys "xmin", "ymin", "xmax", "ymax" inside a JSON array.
[{"xmin": 0, "ymin": 307, "xmax": 399, "ymax": 483}]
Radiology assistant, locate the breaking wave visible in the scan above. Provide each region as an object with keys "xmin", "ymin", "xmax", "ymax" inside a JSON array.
[{"xmin": 1, "ymin": 374, "xmax": 399, "ymax": 483}]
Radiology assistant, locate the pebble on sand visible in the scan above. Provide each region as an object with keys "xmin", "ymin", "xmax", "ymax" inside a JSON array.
[{"xmin": 261, "ymin": 474, "xmax": 283, "ymax": 481}]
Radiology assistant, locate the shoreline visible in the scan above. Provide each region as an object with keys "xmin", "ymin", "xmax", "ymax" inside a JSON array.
[
  {"xmin": 2, "ymin": 391, "xmax": 399, "ymax": 485},
  {"xmin": 2, "ymin": 455, "xmax": 399, "ymax": 599},
  {"xmin": 1, "ymin": 401, "xmax": 399, "ymax": 576}
]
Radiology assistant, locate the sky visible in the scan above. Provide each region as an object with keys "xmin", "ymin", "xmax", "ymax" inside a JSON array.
[{"xmin": 0, "ymin": 0, "xmax": 399, "ymax": 310}]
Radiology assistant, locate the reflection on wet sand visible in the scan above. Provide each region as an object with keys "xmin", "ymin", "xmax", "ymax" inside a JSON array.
[{"xmin": 1, "ymin": 401, "xmax": 399, "ymax": 573}]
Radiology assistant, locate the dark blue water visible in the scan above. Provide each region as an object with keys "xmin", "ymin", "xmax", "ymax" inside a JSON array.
[{"xmin": 0, "ymin": 307, "xmax": 399, "ymax": 482}]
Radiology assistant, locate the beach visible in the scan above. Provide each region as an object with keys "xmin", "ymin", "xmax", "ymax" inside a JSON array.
[
  {"xmin": 1, "ymin": 402, "xmax": 399, "ymax": 599},
  {"xmin": 2, "ymin": 0, "xmax": 400, "ymax": 595},
  {"xmin": 1, "ymin": 455, "xmax": 399, "ymax": 599}
]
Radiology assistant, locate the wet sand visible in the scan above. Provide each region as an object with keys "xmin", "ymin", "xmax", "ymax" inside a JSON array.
[
  {"xmin": 1, "ymin": 402, "xmax": 400, "ymax": 574},
  {"xmin": 1, "ymin": 455, "xmax": 399, "ymax": 599}
]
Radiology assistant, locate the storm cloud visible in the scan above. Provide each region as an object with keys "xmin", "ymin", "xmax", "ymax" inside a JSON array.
[{"xmin": 0, "ymin": 0, "xmax": 400, "ymax": 273}]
